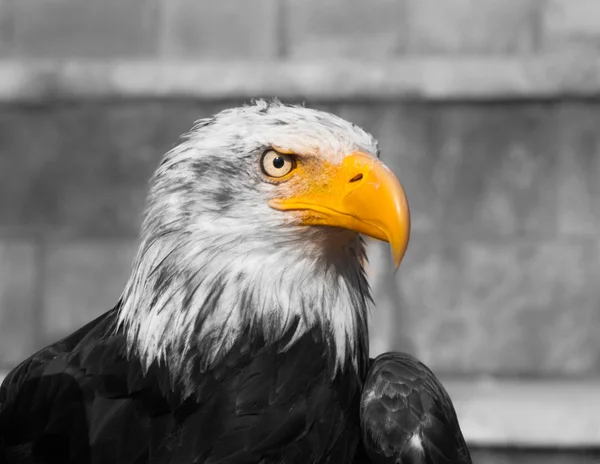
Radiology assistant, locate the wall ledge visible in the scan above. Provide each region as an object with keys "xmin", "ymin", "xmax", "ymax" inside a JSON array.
[
  {"xmin": 1, "ymin": 369, "xmax": 599, "ymax": 447},
  {"xmin": 443, "ymin": 378, "xmax": 600, "ymax": 448},
  {"xmin": 1, "ymin": 55, "xmax": 600, "ymax": 102}
]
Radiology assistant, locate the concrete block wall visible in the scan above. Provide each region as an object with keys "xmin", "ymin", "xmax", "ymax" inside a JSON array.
[
  {"xmin": 0, "ymin": 0, "xmax": 600, "ymax": 59},
  {"xmin": 0, "ymin": 0, "xmax": 600, "ymax": 382},
  {"xmin": 1, "ymin": 99, "xmax": 599, "ymax": 382}
]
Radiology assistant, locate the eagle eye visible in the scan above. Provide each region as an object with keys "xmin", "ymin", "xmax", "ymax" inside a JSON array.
[{"xmin": 261, "ymin": 150, "xmax": 296, "ymax": 178}]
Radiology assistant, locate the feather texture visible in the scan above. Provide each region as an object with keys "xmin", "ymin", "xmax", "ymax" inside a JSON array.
[
  {"xmin": 357, "ymin": 353, "xmax": 472, "ymax": 464},
  {"xmin": 1, "ymin": 305, "xmax": 366, "ymax": 463},
  {"xmin": 117, "ymin": 100, "xmax": 376, "ymax": 387}
]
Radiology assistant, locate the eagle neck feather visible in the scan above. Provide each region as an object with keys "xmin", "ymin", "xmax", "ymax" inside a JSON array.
[{"xmin": 117, "ymin": 227, "xmax": 371, "ymax": 390}]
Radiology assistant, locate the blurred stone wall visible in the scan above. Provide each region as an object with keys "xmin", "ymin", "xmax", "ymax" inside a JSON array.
[
  {"xmin": 1, "ymin": 99, "xmax": 599, "ymax": 380},
  {"xmin": 1, "ymin": 0, "xmax": 599, "ymax": 59},
  {"xmin": 0, "ymin": 0, "xmax": 600, "ymax": 382}
]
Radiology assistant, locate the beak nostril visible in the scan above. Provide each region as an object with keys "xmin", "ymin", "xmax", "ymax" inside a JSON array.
[{"xmin": 349, "ymin": 173, "xmax": 363, "ymax": 183}]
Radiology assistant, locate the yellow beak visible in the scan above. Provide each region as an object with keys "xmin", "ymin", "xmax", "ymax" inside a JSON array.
[{"xmin": 269, "ymin": 152, "xmax": 410, "ymax": 269}]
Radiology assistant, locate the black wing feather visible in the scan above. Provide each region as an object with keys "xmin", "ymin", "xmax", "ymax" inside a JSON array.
[
  {"xmin": 357, "ymin": 352, "xmax": 472, "ymax": 464},
  {"xmin": 1, "ymin": 306, "xmax": 362, "ymax": 464}
]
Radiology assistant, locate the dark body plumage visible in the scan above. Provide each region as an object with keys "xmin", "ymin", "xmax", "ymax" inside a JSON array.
[
  {"xmin": 0, "ymin": 302, "xmax": 366, "ymax": 464},
  {"xmin": 355, "ymin": 353, "xmax": 471, "ymax": 464}
]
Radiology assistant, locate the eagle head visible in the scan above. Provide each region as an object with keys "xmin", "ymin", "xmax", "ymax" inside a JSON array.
[{"xmin": 118, "ymin": 100, "xmax": 410, "ymax": 382}]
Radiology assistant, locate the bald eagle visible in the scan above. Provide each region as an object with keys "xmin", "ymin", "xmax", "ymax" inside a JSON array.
[
  {"xmin": 0, "ymin": 100, "xmax": 410, "ymax": 464},
  {"xmin": 355, "ymin": 353, "xmax": 472, "ymax": 464}
]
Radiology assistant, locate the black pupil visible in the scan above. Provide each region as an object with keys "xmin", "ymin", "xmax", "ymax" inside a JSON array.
[{"xmin": 272, "ymin": 156, "xmax": 285, "ymax": 169}]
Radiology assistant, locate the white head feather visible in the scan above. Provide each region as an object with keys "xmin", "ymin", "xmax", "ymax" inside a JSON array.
[{"xmin": 117, "ymin": 100, "xmax": 379, "ymax": 384}]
